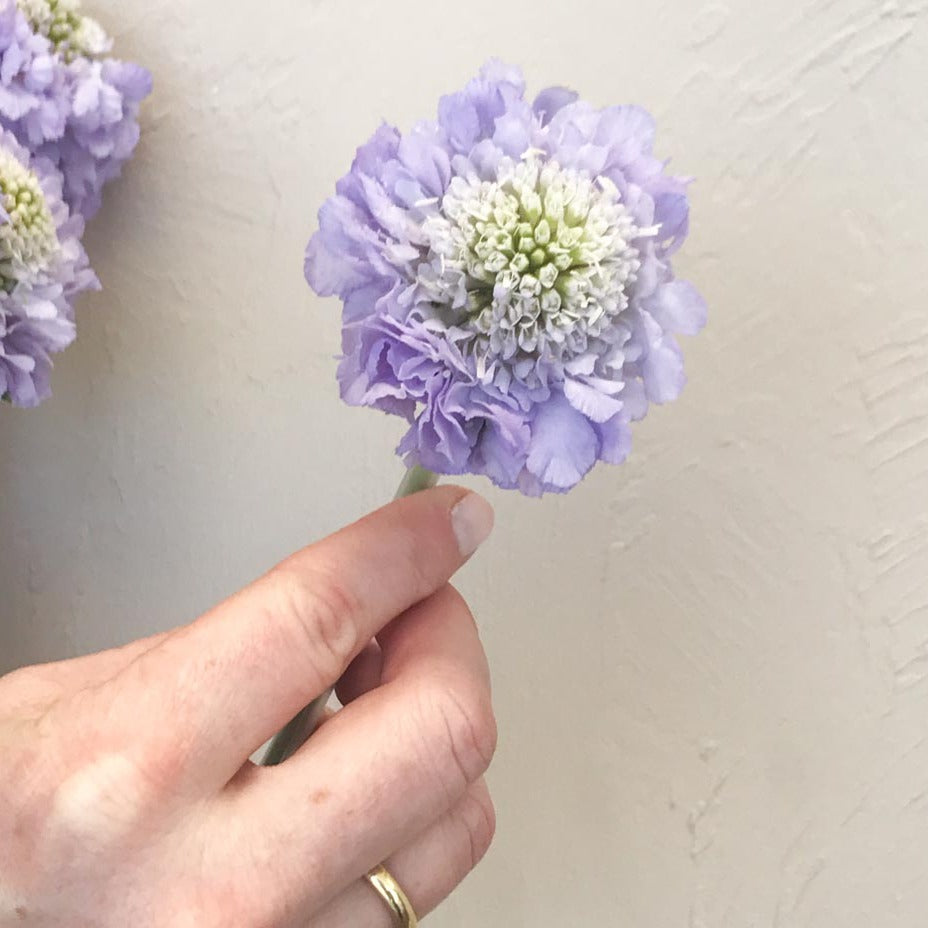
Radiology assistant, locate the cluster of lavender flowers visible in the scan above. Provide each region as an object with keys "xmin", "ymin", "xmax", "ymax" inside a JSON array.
[
  {"xmin": 0, "ymin": 0, "xmax": 150, "ymax": 407},
  {"xmin": 306, "ymin": 62, "xmax": 706, "ymax": 495}
]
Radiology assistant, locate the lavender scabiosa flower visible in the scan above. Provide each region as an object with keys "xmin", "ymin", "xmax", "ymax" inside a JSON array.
[
  {"xmin": 0, "ymin": 0, "xmax": 151, "ymax": 220},
  {"xmin": 0, "ymin": 127, "xmax": 98, "ymax": 406},
  {"xmin": 305, "ymin": 61, "xmax": 707, "ymax": 495}
]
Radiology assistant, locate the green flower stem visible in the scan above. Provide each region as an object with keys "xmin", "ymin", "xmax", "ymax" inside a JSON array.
[
  {"xmin": 394, "ymin": 464, "xmax": 441, "ymax": 498},
  {"xmin": 261, "ymin": 466, "xmax": 439, "ymax": 767}
]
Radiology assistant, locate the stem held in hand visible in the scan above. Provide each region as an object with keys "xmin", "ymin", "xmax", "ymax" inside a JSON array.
[{"xmin": 261, "ymin": 466, "xmax": 439, "ymax": 766}]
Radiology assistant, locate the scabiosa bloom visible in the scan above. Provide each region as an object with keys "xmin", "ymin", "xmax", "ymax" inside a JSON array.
[
  {"xmin": 0, "ymin": 0, "xmax": 151, "ymax": 220},
  {"xmin": 0, "ymin": 127, "xmax": 98, "ymax": 406},
  {"xmin": 306, "ymin": 61, "xmax": 707, "ymax": 495}
]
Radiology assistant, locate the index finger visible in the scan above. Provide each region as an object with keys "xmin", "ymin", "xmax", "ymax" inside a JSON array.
[{"xmin": 86, "ymin": 486, "xmax": 494, "ymax": 793}]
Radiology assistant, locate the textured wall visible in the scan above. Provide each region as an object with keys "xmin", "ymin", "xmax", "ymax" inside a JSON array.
[{"xmin": 2, "ymin": 0, "xmax": 928, "ymax": 924}]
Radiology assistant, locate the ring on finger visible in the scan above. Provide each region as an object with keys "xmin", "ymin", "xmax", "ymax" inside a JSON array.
[{"xmin": 365, "ymin": 864, "xmax": 419, "ymax": 927}]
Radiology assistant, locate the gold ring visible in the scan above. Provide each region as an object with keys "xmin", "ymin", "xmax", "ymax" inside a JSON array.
[{"xmin": 365, "ymin": 864, "xmax": 419, "ymax": 927}]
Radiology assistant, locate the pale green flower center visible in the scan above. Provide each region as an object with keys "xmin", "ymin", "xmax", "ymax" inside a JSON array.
[
  {"xmin": 422, "ymin": 157, "xmax": 650, "ymax": 373},
  {"xmin": 0, "ymin": 151, "xmax": 60, "ymax": 291},
  {"xmin": 17, "ymin": 0, "xmax": 111, "ymax": 60}
]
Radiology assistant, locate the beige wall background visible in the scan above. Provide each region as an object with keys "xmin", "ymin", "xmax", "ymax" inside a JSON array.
[{"xmin": 3, "ymin": 0, "xmax": 928, "ymax": 923}]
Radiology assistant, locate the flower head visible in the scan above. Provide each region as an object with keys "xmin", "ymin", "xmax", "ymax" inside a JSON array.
[
  {"xmin": 306, "ymin": 61, "xmax": 707, "ymax": 495},
  {"xmin": 0, "ymin": 0, "xmax": 151, "ymax": 219},
  {"xmin": 0, "ymin": 127, "xmax": 98, "ymax": 406}
]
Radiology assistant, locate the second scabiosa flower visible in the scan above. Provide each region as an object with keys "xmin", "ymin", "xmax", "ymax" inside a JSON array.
[
  {"xmin": 0, "ymin": 0, "xmax": 150, "ymax": 407},
  {"xmin": 306, "ymin": 61, "xmax": 707, "ymax": 495}
]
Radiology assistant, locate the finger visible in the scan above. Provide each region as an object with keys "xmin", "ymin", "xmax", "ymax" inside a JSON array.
[
  {"xmin": 79, "ymin": 487, "xmax": 494, "ymax": 793},
  {"xmin": 308, "ymin": 779, "xmax": 496, "ymax": 928},
  {"xmin": 336, "ymin": 641, "xmax": 383, "ymax": 705},
  {"xmin": 209, "ymin": 585, "xmax": 496, "ymax": 921}
]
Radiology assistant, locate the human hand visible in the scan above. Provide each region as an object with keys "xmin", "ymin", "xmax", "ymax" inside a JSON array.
[{"xmin": 0, "ymin": 487, "xmax": 497, "ymax": 927}]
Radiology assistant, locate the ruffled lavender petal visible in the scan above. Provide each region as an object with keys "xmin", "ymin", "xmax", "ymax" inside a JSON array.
[
  {"xmin": 532, "ymin": 86, "xmax": 579, "ymax": 126},
  {"xmin": 525, "ymin": 394, "xmax": 599, "ymax": 493}
]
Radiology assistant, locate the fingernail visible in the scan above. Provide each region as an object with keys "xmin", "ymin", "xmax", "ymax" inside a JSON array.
[{"xmin": 451, "ymin": 493, "xmax": 495, "ymax": 558}]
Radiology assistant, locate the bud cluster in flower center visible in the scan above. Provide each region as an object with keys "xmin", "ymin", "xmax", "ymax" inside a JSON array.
[
  {"xmin": 0, "ymin": 151, "xmax": 60, "ymax": 291},
  {"xmin": 422, "ymin": 157, "xmax": 646, "ymax": 372},
  {"xmin": 17, "ymin": 0, "xmax": 109, "ymax": 60}
]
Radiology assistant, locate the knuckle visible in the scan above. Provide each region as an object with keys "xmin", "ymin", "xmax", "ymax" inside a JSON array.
[
  {"xmin": 55, "ymin": 751, "xmax": 162, "ymax": 839},
  {"xmin": 424, "ymin": 675, "xmax": 497, "ymax": 791},
  {"xmin": 458, "ymin": 787, "xmax": 497, "ymax": 871},
  {"xmin": 56, "ymin": 691, "xmax": 184, "ymax": 815},
  {"xmin": 267, "ymin": 565, "xmax": 362, "ymax": 682},
  {"xmin": 15, "ymin": 702, "xmax": 165, "ymax": 850}
]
